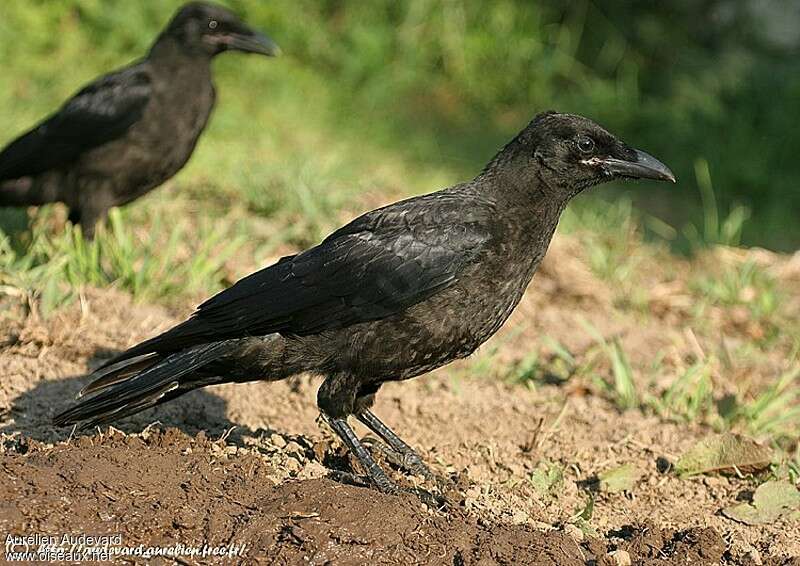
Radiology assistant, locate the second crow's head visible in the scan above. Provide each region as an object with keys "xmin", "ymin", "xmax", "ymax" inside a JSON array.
[{"xmin": 164, "ymin": 2, "xmax": 280, "ymax": 58}]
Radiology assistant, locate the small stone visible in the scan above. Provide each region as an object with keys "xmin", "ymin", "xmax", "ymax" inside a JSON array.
[
  {"xmin": 564, "ymin": 523, "xmax": 584, "ymax": 543},
  {"xmin": 284, "ymin": 441, "xmax": 304, "ymax": 457},
  {"xmin": 742, "ymin": 548, "xmax": 762, "ymax": 565},
  {"xmin": 730, "ymin": 305, "xmax": 749, "ymax": 325},
  {"xmin": 269, "ymin": 433, "xmax": 287, "ymax": 449},
  {"xmin": 465, "ymin": 486, "xmax": 481, "ymax": 499},
  {"xmin": 607, "ymin": 550, "xmax": 631, "ymax": 566},
  {"xmin": 510, "ymin": 509, "xmax": 529, "ymax": 524},
  {"xmin": 285, "ymin": 458, "xmax": 302, "ymax": 474},
  {"xmin": 298, "ymin": 461, "xmax": 328, "ymax": 479}
]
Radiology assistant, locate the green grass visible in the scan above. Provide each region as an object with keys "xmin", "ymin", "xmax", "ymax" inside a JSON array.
[
  {"xmin": 693, "ymin": 261, "xmax": 782, "ymax": 323},
  {"xmin": 578, "ymin": 319, "xmax": 639, "ymax": 410},
  {"xmin": 562, "ymin": 198, "xmax": 643, "ymax": 286},
  {"xmin": 734, "ymin": 366, "xmax": 800, "ymax": 441},
  {"xmin": 683, "ymin": 158, "xmax": 751, "ymax": 251},
  {"xmin": 581, "ymin": 334, "xmax": 800, "ymax": 448},
  {"xmin": 647, "ymin": 360, "xmax": 716, "ymax": 425},
  {"xmin": 1, "ymin": 206, "xmax": 242, "ymax": 315},
  {"xmin": 493, "ymin": 303, "xmax": 799, "ymax": 455}
]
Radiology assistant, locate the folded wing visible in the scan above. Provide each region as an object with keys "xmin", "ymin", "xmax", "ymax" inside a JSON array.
[
  {"xmin": 0, "ymin": 65, "xmax": 152, "ymax": 180},
  {"xmin": 102, "ymin": 194, "xmax": 493, "ymax": 366}
]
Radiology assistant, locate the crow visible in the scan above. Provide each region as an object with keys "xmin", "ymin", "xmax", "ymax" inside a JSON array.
[
  {"xmin": 0, "ymin": 2, "xmax": 279, "ymax": 239},
  {"xmin": 54, "ymin": 112, "xmax": 675, "ymax": 494}
]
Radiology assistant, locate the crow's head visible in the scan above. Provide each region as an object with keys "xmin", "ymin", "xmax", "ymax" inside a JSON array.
[
  {"xmin": 164, "ymin": 2, "xmax": 280, "ymax": 57},
  {"xmin": 488, "ymin": 111, "xmax": 675, "ymax": 198}
]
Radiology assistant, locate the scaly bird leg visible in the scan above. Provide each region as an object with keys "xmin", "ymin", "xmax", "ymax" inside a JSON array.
[
  {"xmin": 357, "ymin": 409, "xmax": 435, "ymax": 481},
  {"xmin": 323, "ymin": 414, "xmax": 398, "ymax": 494}
]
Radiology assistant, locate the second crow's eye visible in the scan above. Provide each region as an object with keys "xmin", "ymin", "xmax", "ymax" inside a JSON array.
[
  {"xmin": 209, "ymin": 20, "xmax": 218, "ymax": 29},
  {"xmin": 577, "ymin": 137, "xmax": 595, "ymax": 153}
]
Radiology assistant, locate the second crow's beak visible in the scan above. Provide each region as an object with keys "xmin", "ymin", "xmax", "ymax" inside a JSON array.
[
  {"xmin": 600, "ymin": 149, "xmax": 676, "ymax": 183},
  {"xmin": 223, "ymin": 30, "xmax": 281, "ymax": 56}
]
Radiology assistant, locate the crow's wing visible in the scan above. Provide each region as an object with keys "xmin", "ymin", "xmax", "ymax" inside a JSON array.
[
  {"xmin": 105, "ymin": 194, "xmax": 494, "ymax": 363},
  {"xmin": 0, "ymin": 65, "xmax": 152, "ymax": 180}
]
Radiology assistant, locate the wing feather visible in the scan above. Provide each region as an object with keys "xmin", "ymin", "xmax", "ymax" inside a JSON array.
[
  {"xmin": 100, "ymin": 193, "xmax": 494, "ymax": 366},
  {"xmin": 0, "ymin": 64, "xmax": 152, "ymax": 180}
]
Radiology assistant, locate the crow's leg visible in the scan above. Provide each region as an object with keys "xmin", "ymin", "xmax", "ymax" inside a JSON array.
[
  {"xmin": 357, "ymin": 409, "xmax": 435, "ymax": 481},
  {"xmin": 322, "ymin": 414, "xmax": 398, "ymax": 494},
  {"xmin": 76, "ymin": 204, "xmax": 109, "ymax": 241},
  {"xmin": 352, "ymin": 382, "xmax": 434, "ymax": 480},
  {"xmin": 318, "ymin": 375, "xmax": 398, "ymax": 492},
  {"xmin": 67, "ymin": 207, "xmax": 82, "ymax": 227},
  {"xmin": 70, "ymin": 180, "xmax": 115, "ymax": 240}
]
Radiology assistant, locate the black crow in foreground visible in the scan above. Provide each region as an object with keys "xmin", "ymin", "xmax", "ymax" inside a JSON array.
[
  {"xmin": 55, "ymin": 112, "xmax": 675, "ymax": 495},
  {"xmin": 0, "ymin": 2, "xmax": 279, "ymax": 239}
]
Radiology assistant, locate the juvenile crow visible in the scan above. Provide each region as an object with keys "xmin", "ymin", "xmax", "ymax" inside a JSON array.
[
  {"xmin": 55, "ymin": 112, "xmax": 675, "ymax": 493},
  {"xmin": 0, "ymin": 2, "xmax": 279, "ymax": 239}
]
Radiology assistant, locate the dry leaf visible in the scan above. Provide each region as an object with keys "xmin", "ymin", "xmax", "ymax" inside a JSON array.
[
  {"xmin": 722, "ymin": 480, "xmax": 800, "ymax": 525},
  {"xmin": 675, "ymin": 433, "xmax": 772, "ymax": 477},
  {"xmin": 599, "ymin": 464, "xmax": 643, "ymax": 493}
]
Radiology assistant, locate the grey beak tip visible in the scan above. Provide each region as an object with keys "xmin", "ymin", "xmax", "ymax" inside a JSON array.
[
  {"xmin": 598, "ymin": 150, "xmax": 675, "ymax": 184},
  {"xmin": 634, "ymin": 149, "xmax": 676, "ymax": 184},
  {"xmin": 656, "ymin": 167, "xmax": 677, "ymax": 184},
  {"xmin": 258, "ymin": 33, "xmax": 281, "ymax": 56}
]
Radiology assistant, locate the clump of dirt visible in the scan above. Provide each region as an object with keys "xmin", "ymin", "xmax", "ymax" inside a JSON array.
[{"xmin": 1, "ymin": 427, "xmax": 759, "ymax": 565}]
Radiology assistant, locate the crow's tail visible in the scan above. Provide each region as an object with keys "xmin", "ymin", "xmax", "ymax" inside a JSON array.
[
  {"xmin": 0, "ymin": 178, "xmax": 37, "ymax": 206},
  {"xmin": 54, "ymin": 341, "xmax": 231, "ymax": 429},
  {"xmin": 0, "ymin": 176, "xmax": 63, "ymax": 206}
]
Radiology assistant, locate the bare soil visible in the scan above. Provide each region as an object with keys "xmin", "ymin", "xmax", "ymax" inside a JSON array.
[{"xmin": 2, "ymin": 237, "xmax": 799, "ymax": 564}]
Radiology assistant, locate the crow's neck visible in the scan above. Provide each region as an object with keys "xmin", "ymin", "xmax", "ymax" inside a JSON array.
[
  {"xmin": 472, "ymin": 164, "xmax": 570, "ymax": 282},
  {"xmin": 479, "ymin": 164, "xmax": 570, "ymax": 226},
  {"xmin": 148, "ymin": 35, "xmax": 213, "ymax": 71}
]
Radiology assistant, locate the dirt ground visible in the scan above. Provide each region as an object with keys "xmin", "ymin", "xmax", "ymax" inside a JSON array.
[{"xmin": 2, "ymin": 237, "xmax": 799, "ymax": 565}]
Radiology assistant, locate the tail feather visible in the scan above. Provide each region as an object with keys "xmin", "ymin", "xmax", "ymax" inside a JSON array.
[
  {"xmin": 0, "ymin": 178, "xmax": 35, "ymax": 206},
  {"xmin": 54, "ymin": 341, "xmax": 231, "ymax": 429},
  {"xmin": 78, "ymin": 353, "xmax": 160, "ymax": 398},
  {"xmin": 1, "ymin": 175, "xmax": 63, "ymax": 206},
  {"xmin": 75, "ymin": 381, "xmax": 181, "ymax": 429},
  {"xmin": 93, "ymin": 318, "xmax": 213, "ymax": 372}
]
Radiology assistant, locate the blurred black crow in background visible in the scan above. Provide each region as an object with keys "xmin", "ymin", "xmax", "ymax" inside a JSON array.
[
  {"xmin": 55, "ymin": 112, "xmax": 675, "ymax": 494},
  {"xmin": 0, "ymin": 2, "xmax": 279, "ymax": 238}
]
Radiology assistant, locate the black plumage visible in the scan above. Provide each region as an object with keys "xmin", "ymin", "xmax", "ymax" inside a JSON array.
[
  {"xmin": 55, "ymin": 112, "xmax": 675, "ymax": 494},
  {"xmin": 0, "ymin": 2, "xmax": 278, "ymax": 238}
]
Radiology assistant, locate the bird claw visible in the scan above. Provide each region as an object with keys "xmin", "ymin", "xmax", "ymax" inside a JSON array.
[
  {"xmin": 410, "ymin": 487, "xmax": 450, "ymax": 511},
  {"xmin": 362, "ymin": 436, "xmax": 432, "ymax": 478},
  {"xmin": 327, "ymin": 467, "xmax": 448, "ymax": 509},
  {"xmin": 327, "ymin": 469, "xmax": 370, "ymax": 488},
  {"xmin": 361, "ymin": 435, "xmax": 453, "ymax": 496}
]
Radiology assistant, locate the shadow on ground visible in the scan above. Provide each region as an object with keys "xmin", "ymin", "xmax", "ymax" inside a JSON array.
[
  {"xmin": 0, "ymin": 373, "xmax": 237, "ymax": 443},
  {"xmin": 1, "ymin": 347, "xmax": 242, "ymax": 443}
]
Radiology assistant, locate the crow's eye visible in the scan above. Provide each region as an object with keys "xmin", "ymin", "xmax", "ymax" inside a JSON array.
[
  {"xmin": 208, "ymin": 20, "xmax": 218, "ymax": 30},
  {"xmin": 577, "ymin": 137, "xmax": 595, "ymax": 154}
]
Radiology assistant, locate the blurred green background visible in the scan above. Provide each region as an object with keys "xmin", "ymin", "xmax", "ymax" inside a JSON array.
[{"xmin": 1, "ymin": 0, "xmax": 799, "ymax": 252}]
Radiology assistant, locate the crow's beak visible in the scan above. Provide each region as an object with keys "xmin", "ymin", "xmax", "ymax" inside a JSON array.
[
  {"xmin": 222, "ymin": 30, "xmax": 281, "ymax": 56},
  {"xmin": 600, "ymin": 149, "xmax": 676, "ymax": 183}
]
